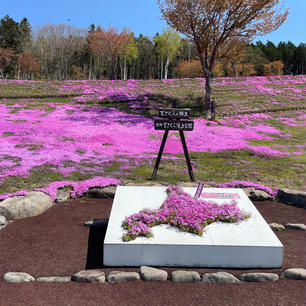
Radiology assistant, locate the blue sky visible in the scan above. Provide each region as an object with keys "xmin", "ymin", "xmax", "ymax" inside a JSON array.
[{"xmin": 1, "ymin": 0, "xmax": 305, "ymax": 45}]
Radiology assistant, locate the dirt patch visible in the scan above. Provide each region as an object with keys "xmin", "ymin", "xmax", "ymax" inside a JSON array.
[{"xmin": 0, "ymin": 198, "xmax": 305, "ymax": 306}]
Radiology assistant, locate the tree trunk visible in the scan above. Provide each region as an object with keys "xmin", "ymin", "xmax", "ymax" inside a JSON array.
[
  {"xmin": 164, "ymin": 57, "xmax": 169, "ymax": 80},
  {"xmin": 231, "ymin": 61, "xmax": 238, "ymax": 77},
  {"xmin": 160, "ymin": 58, "xmax": 163, "ymax": 80},
  {"xmin": 204, "ymin": 73, "xmax": 213, "ymax": 119},
  {"xmin": 89, "ymin": 52, "xmax": 92, "ymax": 80},
  {"xmin": 198, "ymin": 53, "xmax": 214, "ymax": 119},
  {"xmin": 123, "ymin": 57, "xmax": 127, "ymax": 80},
  {"xmin": 0, "ymin": 68, "xmax": 4, "ymax": 81}
]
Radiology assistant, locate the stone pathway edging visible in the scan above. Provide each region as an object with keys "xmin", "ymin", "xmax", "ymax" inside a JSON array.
[
  {"xmin": 2, "ymin": 267, "xmax": 306, "ymax": 284},
  {"xmin": 269, "ymin": 222, "xmax": 306, "ymax": 231},
  {"xmin": 0, "ymin": 182, "xmax": 305, "ymax": 226}
]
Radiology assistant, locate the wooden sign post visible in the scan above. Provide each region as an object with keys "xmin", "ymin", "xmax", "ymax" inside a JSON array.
[{"xmin": 151, "ymin": 108, "xmax": 195, "ymax": 182}]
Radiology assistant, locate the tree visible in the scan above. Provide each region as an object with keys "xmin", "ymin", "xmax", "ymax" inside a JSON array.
[
  {"xmin": 217, "ymin": 37, "xmax": 249, "ymax": 77},
  {"xmin": 154, "ymin": 27, "xmax": 182, "ymax": 79},
  {"xmin": 88, "ymin": 26, "xmax": 128, "ymax": 79},
  {"xmin": 0, "ymin": 15, "xmax": 21, "ymax": 51},
  {"xmin": 277, "ymin": 41, "xmax": 296, "ymax": 74},
  {"xmin": 16, "ymin": 51, "xmax": 40, "ymax": 79},
  {"xmin": 158, "ymin": 0, "xmax": 288, "ymax": 119},
  {"xmin": 119, "ymin": 28, "xmax": 138, "ymax": 80},
  {"xmin": 293, "ymin": 43, "xmax": 306, "ymax": 75},
  {"xmin": 0, "ymin": 48, "xmax": 14, "ymax": 80},
  {"xmin": 134, "ymin": 34, "xmax": 157, "ymax": 79},
  {"xmin": 175, "ymin": 59, "xmax": 203, "ymax": 77},
  {"xmin": 19, "ymin": 18, "xmax": 32, "ymax": 52},
  {"xmin": 244, "ymin": 44, "xmax": 268, "ymax": 75},
  {"xmin": 33, "ymin": 24, "xmax": 86, "ymax": 79},
  {"xmin": 264, "ymin": 60, "xmax": 283, "ymax": 75}
]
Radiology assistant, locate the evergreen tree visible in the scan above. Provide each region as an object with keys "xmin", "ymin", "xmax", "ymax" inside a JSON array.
[
  {"xmin": 0, "ymin": 15, "xmax": 21, "ymax": 52},
  {"xmin": 19, "ymin": 17, "xmax": 32, "ymax": 52},
  {"xmin": 277, "ymin": 41, "xmax": 296, "ymax": 74},
  {"xmin": 293, "ymin": 43, "xmax": 306, "ymax": 75},
  {"xmin": 245, "ymin": 44, "xmax": 269, "ymax": 75}
]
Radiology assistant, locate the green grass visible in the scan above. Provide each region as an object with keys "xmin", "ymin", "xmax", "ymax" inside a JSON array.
[{"xmin": 127, "ymin": 149, "xmax": 305, "ymax": 190}]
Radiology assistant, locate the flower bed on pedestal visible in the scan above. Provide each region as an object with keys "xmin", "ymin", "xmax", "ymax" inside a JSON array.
[
  {"xmin": 104, "ymin": 186, "xmax": 283, "ymax": 268},
  {"xmin": 122, "ymin": 185, "xmax": 250, "ymax": 242}
]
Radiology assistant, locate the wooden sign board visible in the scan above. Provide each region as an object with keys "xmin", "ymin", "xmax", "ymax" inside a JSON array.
[
  {"xmin": 158, "ymin": 108, "xmax": 190, "ymax": 119},
  {"xmin": 152, "ymin": 108, "xmax": 195, "ymax": 181},
  {"xmin": 154, "ymin": 120, "xmax": 194, "ymax": 131}
]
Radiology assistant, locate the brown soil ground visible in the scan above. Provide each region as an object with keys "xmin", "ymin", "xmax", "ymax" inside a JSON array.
[{"xmin": 0, "ymin": 198, "xmax": 305, "ymax": 306}]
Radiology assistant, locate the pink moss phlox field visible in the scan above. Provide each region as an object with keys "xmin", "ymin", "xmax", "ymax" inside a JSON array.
[
  {"xmin": 122, "ymin": 185, "xmax": 250, "ymax": 242},
  {"xmin": 35, "ymin": 176, "xmax": 120, "ymax": 201},
  {"xmin": 1, "ymin": 98, "xmax": 299, "ymax": 186},
  {"xmin": 0, "ymin": 177, "xmax": 119, "ymax": 202},
  {"xmin": 1, "ymin": 75, "xmax": 305, "ymax": 196},
  {"xmin": 216, "ymin": 181, "xmax": 278, "ymax": 198}
]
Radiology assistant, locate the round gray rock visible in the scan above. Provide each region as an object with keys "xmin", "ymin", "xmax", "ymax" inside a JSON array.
[
  {"xmin": 171, "ymin": 270, "xmax": 200, "ymax": 283},
  {"xmin": 244, "ymin": 188, "xmax": 272, "ymax": 201},
  {"xmin": 240, "ymin": 272, "xmax": 279, "ymax": 282},
  {"xmin": 87, "ymin": 186, "xmax": 117, "ymax": 198},
  {"xmin": 276, "ymin": 189, "xmax": 306, "ymax": 208},
  {"xmin": 285, "ymin": 223, "xmax": 306, "ymax": 230},
  {"xmin": 0, "ymin": 192, "xmax": 52, "ymax": 220},
  {"xmin": 36, "ymin": 276, "xmax": 71, "ymax": 283},
  {"xmin": 3, "ymin": 272, "xmax": 35, "ymax": 283},
  {"xmin": 202, "ymin": 272, "xmax": 240, "ymax": 283},
  {"xmin": 139, "ymin": 266, "xmax": 167, "ymax": 281},
  {"xmin": 269, "ymin": 223, "xmax": 285, "ymax": 231},
  {"xmin": 107, "ymin": 271, "xmax": 140, "ymax": 283},
  {"xmin": 72, "ymin": 270, "xmax": 105, "ymax": 283},
  {"xmin": 0, "ymin": 215, "xmax": 7, "ymax": 230},
  {"xmin": 55, "ymin": 187, "xmax": 72, "ymax": 202},
  {"xmin": 282, "ymin": 268, "xmax": 306, "ymax": 280}
]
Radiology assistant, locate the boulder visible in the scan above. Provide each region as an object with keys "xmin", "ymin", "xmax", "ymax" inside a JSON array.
[
  {"xmin": 139, "ymin": 266, "xmax": 167, "ymax": 281},
  {"xmin": 3, "ymin": 272, "xmax": 35, "ymax": 283},
  {"xmin": 0, "ymin": 192, "xmax": 52, "ymax": 220},
  {"xmin": 243, "ymin": 187, "xmax": 272, "ymax": 201},
  {"xmin": 87, "ymin": 186, "xmax": 117, "ymax": 198},
  {"xmin": 55, "ymin": 187, "xmax": 72, "ymax": 202},
  {"xmin": 282, "ymin": 268, "xmax": 306, "ymax": 280},
  {"xmin": 276, "ymin": 189, "xmax": 306, "ymax": 208},
  {"xmin": 285, "ymin": 223, "xmax": 306, "ymax": 230},
  {"xmin": 72, "ymin": 270, "xmax": 105, "ymax": 283},
  {"xmin": 240, "ymin": 272, "xmax": 278, "ymax": 282},
  {"xmin": 36, "ymin": 276, "xmax": 71, "ymax": 283},
  {"xmin": 202, "ymin": 272, "xmax": 240, "ymax": 283},
  {"xmin": 107, "ymin": 271, "xmax": 140, "ymax": 283},
  {"xmin": 269, "ymin": 223, "xmax": 285, "ymax": 231},
  {"xmin": 0, "ymin": 215, "xmax": 7, "ymax": 230},
  {"xmin": 171, "ymin": 270, "xmax": 200, "ymax": 283}
]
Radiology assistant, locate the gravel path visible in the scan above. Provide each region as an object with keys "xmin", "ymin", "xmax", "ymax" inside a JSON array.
[{"xmin": 0, "ymin": 198, "xmax": 305, "ymax": 306}]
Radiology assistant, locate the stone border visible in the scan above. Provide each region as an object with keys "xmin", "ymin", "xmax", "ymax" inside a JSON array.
[
  {"xmin": 1, "ymin": 182, "xmax": 305, "ymax": 230},
  {"xmin": 269, "ymin": 223, "xmax": 306, "ymax": 231},
  {"xmin": 2, "ymin": 267, "xmax": 306, "ymax": 283},
  {"xmin": 47, "ymin": 184, "xmax": 306, "ymax": 208},
  {"xmin": 1, "ymin": 182, "xmax": 305, "ymax": 212}
]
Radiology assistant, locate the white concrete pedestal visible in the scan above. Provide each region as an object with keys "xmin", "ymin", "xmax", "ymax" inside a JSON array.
[{"xmin": 104, "ymin": 186, "xmax": 283, "ymax": 268}]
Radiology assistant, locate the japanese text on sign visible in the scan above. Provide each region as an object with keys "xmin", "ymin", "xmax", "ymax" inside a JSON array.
[
  {"xmin": 154, "ymin": 120, "xmax": 194, "ymax": 131},
  {"xmin": 158, "ymin": 108, "xmax": 190, "ymax": 119}
]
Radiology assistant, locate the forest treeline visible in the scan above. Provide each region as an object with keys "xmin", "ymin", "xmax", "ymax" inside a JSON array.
[{"xmin": 0, "ymin": 15, "xmax": 305, "ymax": 81}]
